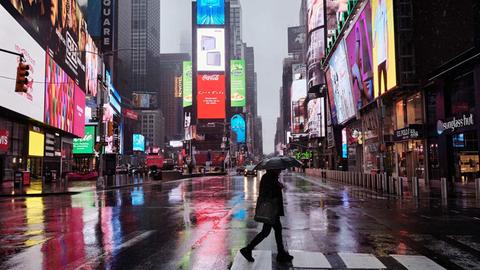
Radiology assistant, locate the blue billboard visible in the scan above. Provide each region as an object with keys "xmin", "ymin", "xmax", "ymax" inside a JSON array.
[
  {"xmin": 133, "ymin": 134, "xmax": 145, "ymax": 152},
  {"xmin": 197, "ymin": 0, "xmax": 225, "ymax": 25},
  {"xmin": 231, "ymin": 114, "xmax": 246, "ymax": 143}
]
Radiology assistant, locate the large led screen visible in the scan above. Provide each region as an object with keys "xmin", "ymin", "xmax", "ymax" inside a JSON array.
[
  {"xmin": 307, "ymin": 28, "xmax": 325, "ymax": 88},
  {"xmin": 0, "ymin": 5, "xmax": 46, "ymax": 122},
  {"xmin": 183, "ymin": 61, "xmax": 193, "ymax": 107},
  {"xmin": 133, "ymin": 134, "xmax": 145, "ymax": 152},
  {"xmin": 73, "ymin": 126, "xmax": 95, "ymax": 154},
  {"xmin": 73, "ymin": 86, "xmax": 86, "ymax": 137},
  {"xmin": 28, "ymin": 131, "xmax": 44, "ymax": 157},
  {"xmin": 345, "ymin": 2, "xmax": 374, "ymax": 108},
  {"xmin": 291, "ymin": 79, "xmax": 307, "ymax": 134},
  {"xmin": 230, "ymin": 60, "xmax": 246, "ymax": 107},
  {"xmin": 231, "ymin": 114, "xmax": 246, "ymax": 143},
  {"xmin": 197, "ymin": 28, "xmax": 225, "ymax": 72},
  {"xmin": 372, "ymin": 0, "xmax": 397, "ymax": 97},
  {"xmin": 307, "ymin": 0, "xmax": 325, "ymax": 32},
  {"xmin": 85, "ymin": 35, "xmax": 99, "ymax": 96},
  {"xmin": 197, "ymin": 74, "xmax": 226, "ymax": 119},
  {"xmin": 197, "ymin": 0, "xmax": 225, "ymax": 25},
  {"xmin": 325, "ymin": 68, "xmax": 337, "ymax": 125},
  {"xmin": 45, "ymin": 55, "xmax": 75, "ymax": 134},
  {"xmin": 307, "ymin": 98, "xmax": 325, "ymax": 138},
  {"xmin": 327, "ymin": 40, "xmax": 355, "ymax": 124}
]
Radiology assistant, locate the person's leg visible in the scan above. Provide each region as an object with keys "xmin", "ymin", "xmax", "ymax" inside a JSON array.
[
  {"xmin": 247, "ymin": 223, "xmax": 272, "ymax": 250},
  {"xmin": 272, "ymin": 217, "xmax": 286, "ymax": 253}
]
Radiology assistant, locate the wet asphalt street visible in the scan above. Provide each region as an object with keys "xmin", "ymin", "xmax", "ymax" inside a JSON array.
[{"xmin": 1, "ymin": 172, "xmax": 480, "ymax": 270}]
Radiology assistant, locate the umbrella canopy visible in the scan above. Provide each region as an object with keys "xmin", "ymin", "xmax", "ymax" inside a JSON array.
[{"xmin": 254, "ymin": 156, "xmax": 304, "ymax": 171}]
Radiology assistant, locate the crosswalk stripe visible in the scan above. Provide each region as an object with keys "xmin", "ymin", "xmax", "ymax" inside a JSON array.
[
  {"xmin": 391, "ymin": 255, "xmax": 446, "ymax": 270},
  {"xmin": 338, "ymin": 252, "xmax": 387, "ymax": 269},
  {"xmin": 231, "ymin": 250, "xmax": 272, "ymax": 270},
  {"xmin": 290, "ymin": 250, "xmax": 332, "ymax": 269}
]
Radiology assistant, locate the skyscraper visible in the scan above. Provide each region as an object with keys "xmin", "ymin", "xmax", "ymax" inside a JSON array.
[{"xmin": 230, "ymin": 0, "xmax": 244, "ymax": 59}]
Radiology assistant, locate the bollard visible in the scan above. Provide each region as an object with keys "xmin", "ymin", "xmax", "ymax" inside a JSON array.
[
  {"xmin": 412, "ymin": 177, "xmax": 419, "ymax": 197},
  {"xmin": 389, "ymin": 176, "xmax": 394, "ymax": 194},
  {"xmin": 382, "ymin": 173, "xmax": 387, "ymax": 192},
  {"xmin": 441, "ymin": 177, "xmax": 448, "ymax": 200},
  {"xmin": 476, "ymin": 178, "xmax": 480, "ymax": 201},
  {"xmin": 397, "ymin": 177, "xmax": 404, "ymax": 196},
  {"xmin": 363, "ymin": 174, "xmax": 367, "ymax": 188},
  {"xmin": 367, "ymin": 174, "xmax": 371, "ymax": 189},
  {"xmin": 65, "ymin": 174, "xmax": 69, "ymax": 191}
]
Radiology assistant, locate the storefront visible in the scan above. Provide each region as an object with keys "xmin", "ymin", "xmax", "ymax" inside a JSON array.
[
  {"xmin": 27, "ymin": 128, "xmax": 45, "ymax": 180},
  {"xmin": 72, "ymin": 125, "xmax": 96, "ymax": 172},
  {"xmin": 0, "ymin": 117, "xmax": 27, "ymax": 182},
  {"xmin": 361, "ymin": 107, "xmax": 381, "ymax": 173}
]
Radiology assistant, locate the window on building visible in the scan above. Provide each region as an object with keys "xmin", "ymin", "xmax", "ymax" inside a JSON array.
[
  {"xmin": 406, "ymin": 93, "xmax": 424, "ymax": 125},
  {"xmin": 395, "ymin": 100, "xmax": 405, "ymax": 129}
]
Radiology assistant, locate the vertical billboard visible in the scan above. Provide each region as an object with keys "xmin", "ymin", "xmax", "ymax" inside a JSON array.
[
  {"xmin": 197, "ymin": 74, "xmax": 226, "ymax": 119},
  {"xmin": 28, "ymin": 131, "xmax": 44, "ymax": 157},
  {"xmin": 307, "ymin": 0, "xmax": 325, "ymax": 88},
  {"xmin": 197, "ymin": 0, "xmax": 225, "ymax": 25},
  {"xmin": 197, "ymin": 28, "xmax": 225, "ymax": 72},
  {"xmin": 327, "ymin": 40, "xmax": 355, "ymax": 124},
  {"xmin": 345, "ymin": 2, "xmax": 374, "ymax": 108},
  {"xmin": 133, "ymin": 134, "xmax": 145, "ymax": 152},
  {"xmin": 183, "ymin": 61, "xmax": 193, "ymax": 107},
  {"xmin": 73, "ymin": 126, "xmax": 95, "ymax": 154},
  {"xmin": 307, "ymin": 0, "xmax": 325, "ymax": 32},
  {"xmin": 231, "ymin": 114, "xmax": 246, "ymax": 143},
  {"xmin": 230, "ymin": 60, "xmax": 246, "ymax": 107},
  {"xmin": 0, "ymin": 5, "xmax": 46, "ymax": 123},
  {"xmin": 307, "ymin": 98, "xmax": 325, "ymax": 138},
  {"xmin": 288, "ymin": 26, "xmax": 306, "ymax": 53},
  {"xmin": 372, "ymin": 0, "xmax": 397, "ymax": 97},
  {"xmin": 85, "ymin": 35, "xmax": 99, "ymax": 96},
  {"xmin": 45, "ymin": 55, "xmax": 75, "ymax": 134},
  {"xmin": 291, "ymin": 79, "xmax": 307, "ymax": 134},
  {"xmin": 73, "ymin": 86, "xmax": 86, "ymax": 137}
]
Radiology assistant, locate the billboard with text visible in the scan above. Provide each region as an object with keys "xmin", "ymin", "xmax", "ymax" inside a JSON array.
[
  {"xmin": 197, "ymin": 28, "xmax": 225, "ymax": 72},
  {"xmin": 230, "ymin": 60, "xmax": 246, "ymax": 107},
  {"xmin": 197, "ymin": 74, "xmax": 226, "ymax": 119},
  {"xmin": 183, "ymin": 61, "xmax": 193, "ymax": 107}
]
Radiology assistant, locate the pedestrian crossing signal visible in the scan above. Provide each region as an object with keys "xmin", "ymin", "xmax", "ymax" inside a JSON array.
[{"xmin": 15, "ymin": 62, "xmax": 30, "ymax": 93}]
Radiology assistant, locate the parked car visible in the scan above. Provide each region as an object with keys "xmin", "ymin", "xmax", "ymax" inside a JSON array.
[{"xmin": 244, "ymin": 165, "xmax": 257, "ymax": 177}]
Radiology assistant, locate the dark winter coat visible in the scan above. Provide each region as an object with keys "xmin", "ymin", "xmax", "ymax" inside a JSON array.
[{"xmin": 258, "ymin": 172, "xmax": 285, "ymax": 216}]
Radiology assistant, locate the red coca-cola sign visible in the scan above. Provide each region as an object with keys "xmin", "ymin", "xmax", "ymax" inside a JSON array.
[
  {"xmin": 197, "ymin": 74, "xmax": 226, "ymax": 119},
  {"xmin": 0, "ymin": 129, "xmax": 9, "ymax": 152}
]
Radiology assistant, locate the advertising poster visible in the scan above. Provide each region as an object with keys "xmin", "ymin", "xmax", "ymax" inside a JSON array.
[
  {"xmin": 307, "ymin": 28, "xmax": 325, "ymax": 88},
  {"xmin": 325, "ymin": 68, "xmax": 337, "ymax": 125},
  {"xmin": 183, "ymin": 61, "xmax": 193, "ymax": 107},
  {"xmin": 73, "ymin": 86, "xmax": 86, "ymax": 137},
  {"xmin": 372, "ymin": 0, "xmax": 397, "ymax": 97},
  {"xmin": 85, "ymin": 35, "xmax": 99, "ymax": 96},
  {"xmin": 307, "ymin": 0, "xmax": 325, "ymax": 32},
  {"xmin": 197, "ymin": 28, "xmax": 225, "ymax": 72},
  {"xmin": 345, "ymin": 2, "xmax": 374, "ymax": 108},
  {"xmin": 133, "ymin": 134, "xmax": 145, "ymax": 152},
  {"xmin": 28, "ymin": 131, "xmax": 44, "ymax": 157},
  {"xmin": 73, "ymin": 126, "xmax": 95, "ymax": 154},
  {"xmin": 0, "ymin": 5, "xmax": 46, "ymax": 123},
  {"xmin": 307, "ymin": 98, "xmax": 326, "ymax": 138},
  {"xmin": 197, "ymin": 0, "xmax": 225, "ymax": 25},
  {"xmin": 45, "ymin": 55, "xmax": 75, "ymax": 134},
  {"xmin": 132, "ymin": 93, "xmax": 156, "ymax": 109},
  {"xmin": 230, "ymin": 60, "xmax": 246, "ymax": 107},
  {"xmin": 288, "ymin": 26, "xmax": 306, "ymax": 53},
  {"xmin": 231, "ymin": 114, "xmax": 246, "ymax": 143},
  {"xmin": 292, "ymin": 64, "xmax": 307, "ymax": 81},
  {"xmin": 291, "ymin": 79, "xmax": 307, "ymax": 134},
  {"xmin": 326, "ymin": 0, "xmax": 348, "ymax": 36},
  {"xmin": 327, "ymin": 40, "xmax": 355, "ymax": 124},
  {"xmin": 342, "ymin": 128, "xmax": 348, "ymax": 158},
  {"xmin": 197, "ymin": 74, "xmax": 226, "ymax": 119}
]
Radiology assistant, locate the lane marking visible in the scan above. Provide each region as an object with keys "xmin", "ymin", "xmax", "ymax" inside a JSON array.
[
  {"xmin": 290, "ymin": 250, "xmax": 332, "ymax": 268},
  {"xmin": 296, "ymin": 175, "xmax": 335, "ymax": 191},
  {"xmin": 74, "ymin": 230, "xmax": 155, "ymax": 269},
  {"xmin": 231, "ymin": 250, "xmax": 272, "ymax": 270},
  {"xmin": 338, "ymin": 252, "xmax": 386, "ymax": 269},
  {"xmin": 391, "ymin": 255, "xmax": 446, "ymax": 270}
]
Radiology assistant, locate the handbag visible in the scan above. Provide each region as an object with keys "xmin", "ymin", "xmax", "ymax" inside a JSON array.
[{"xmin": 254, "ymin": 196, "xmax": 279, "ymax": 225}]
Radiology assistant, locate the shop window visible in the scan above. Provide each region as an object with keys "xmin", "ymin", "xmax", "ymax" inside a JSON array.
[
  {"xmin": 406, "ymin": 93, "xmax": 423, "ymax": 125},
  {"xmin": 447, "ymin": 72, "xmax": 475, "ymax": 116},
  {"xmin": 395, "ymin": 100, "xmax": 405, "ymax": 129}
]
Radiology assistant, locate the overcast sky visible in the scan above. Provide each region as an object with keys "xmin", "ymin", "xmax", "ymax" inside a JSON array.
[{"xmin": 161, "ymin": 0, "xmax": 300, "ymax": 154}]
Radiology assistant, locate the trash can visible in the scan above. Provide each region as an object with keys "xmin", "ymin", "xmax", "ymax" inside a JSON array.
[
  {"xmin": 14, "ymin": 171, "xmax": 23, "ymax": 188},
  {"xmin": 50, "ymin": 170, "xmax": 57, "ymax": 182}
]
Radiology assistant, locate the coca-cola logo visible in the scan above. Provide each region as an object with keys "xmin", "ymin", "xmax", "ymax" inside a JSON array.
[
  {"xmin": 0, "ymin": 130, "xmax": 8, "ymax": 151},
  {"xmin": 202, "ymin": 75, "xmax": 220, "ymax": 81}
]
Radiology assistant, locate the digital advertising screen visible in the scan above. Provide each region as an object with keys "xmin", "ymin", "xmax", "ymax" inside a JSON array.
[
  {"xmin": 345, "ymin": 1, "xmax": 374, "ymax": 108},
  {"xmin": 307, "ymin": 98, "xmax": 325, "ymax": 138},
  {"xmin": 73, "ymin": 86, "xmax": 86, "ymax": 138},
  {"xmin": 106, "ymin": 71, "xmax": 121, "ymax": 114},
  {"xmin": 85, "ymin": 35, "xmax": 99, "ymax": 96},
  {"xmin": 230, "ymin": 60, "xmax": 246, "ymax": 107},
  {"xmin": 197, "ymin": 28, "xmax": 225, "ymax": 72},
  {"xmin": 0, "ymin": 5, "xmax": 46, "ymax": 123},
  {"xmin": 372, "ymin": 0, "xmax": 397, "ymax": 97},
  {"xmin": 327, "ymin": 40, "xmax": 356, "ymax": 124},
  {"xmin": 288, "ymin": 26, "xmax": 307, "ymax": 53},
  {"xmin": 73, "ymin": 126, "xmax": 95, "ymax": 154},
  {"xmin": 45, "ymin": 54, "xmax": 76, "ymax": 134},
  {"xmin": 132, "ymin": 93, "xmax": 157, "ymax": 109},
  {"xmin": 291, "ymin": 79, "xmax": 307, "ymax": 134},
  {"xmin": 307, "ymin": 28, "xmax": 325, "ymax": 88},
  {"xmin": 342, "ymin": 128, "xmax": 348, "ymax": 158},
  {"xmin": 197, "ymin": 0, "xmax": 225, "ymax": 25},
  {"xmin": 307, "ymin": 0, "xmax": 325, "ymax": 32},
  {"xmin": 28, "ymin": 131, "xmax": 44, "ymax": 157},
  {"xmin": 325, "ymin": 68, "xmax": 337, "ymax": 125},
  {"xmin": 231, "ymin": 114, "xmax": 246, "ymax": 143},
  {"xmin": 197, "ymin": 74, "xmax": 226, "ymax": 119},
  {"xmin": 183, "ymin": 61, "xmax": 193, "ymax": 107},
  {"xmin": 326, "ymin": 0, "xmax": 348, "ymax": 36},
  {"xmin": 133, "ymin": 134, "xmax": 145, "ymax": 152}
]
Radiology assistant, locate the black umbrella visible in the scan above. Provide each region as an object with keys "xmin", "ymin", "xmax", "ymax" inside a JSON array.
[{"xmin": 253, "ymin": 156, "xmax": 304, "ymax": 171}]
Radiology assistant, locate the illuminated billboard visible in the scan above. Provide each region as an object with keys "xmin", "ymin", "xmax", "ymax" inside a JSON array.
[
  {"xmin": 45, "ymin": 55, "xmax": 76, "ymax": 134},
  {"xmin": 291, "ymin": 79, "xmax": 307, "ymax": 134},
  {"xmin": 73, "ymin": 86, "xmax": 86, "ymax": 137},
  {"xmin": 133, "ymin": 134, "xmax": 145, "ymax": 152},
  {"xmin": 73, "ymin": 126, "xmax": 95, "ymax": 154},
  {"xmin": 28, "ymin": 131, "xmax": 44, "ymax": 157},
  {"xmin": 197, "ymin": 28, "xmax": 225, "ymax": 72},
  {"xmin": 0, "ymin": 5, "xmax": 46, "ymax": 123},
  {"xmin": 132, "ymin": 92, "xmax": 157, "ymax": 109},
  {"xmin": 327, "ymin": 40, "xmax": 355, "ymax": 124},
  {"xmin": 345, "ymin": 2, "xmax": 374, "ymax": 108},
  {"xmin": 183, "ymin": 61, "xmax": 193, "ymax": 107},
  {"xmin": 230, "ymin": 60, "xmax": 246, "ymax": 107},
  {"xmin": 197, "ymin": 0, "xmax": 225, "ymax": 25},
  {"xmin": 307, "ymin": 28, "xmax": 325, "ymax": 88},
  {"xmin": 231, "ymin": 115, "xmax": 246, "ymax": 143},
  {"xmin": 372, "ymin": 0, "xmax": 397, "ymax": 97},
  {"xmin": 197, "ymin": 74, "xmax": 226, "ymax": 119},
  {"xmin": 307, "ymin": 98, "xmax": 325, "ymax": 138},
  {"xmin": 307, "ymin": 0, "xmax": 325, "ymax": 32}
]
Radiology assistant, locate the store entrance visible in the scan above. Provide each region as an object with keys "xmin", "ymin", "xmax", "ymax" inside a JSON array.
[
  {"xmin": 0, "ymin": 156, "xmax": 4, "ymax": 182},
  {"xmin": 28, "ymin": 157, "xmax": 43, "ymax": 180},
  {"xmin": 396, "ymin": 140, "xmax": 425, "ymax": 180},
  {"xmin": 451, "ymin": 131, "xmax": 479, "ymax": 183}
]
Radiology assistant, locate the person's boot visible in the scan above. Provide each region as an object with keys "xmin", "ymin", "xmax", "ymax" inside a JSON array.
[
  {"xmin": 240, "ymin": 247, "xmax": 255, "ymax": 262},
  {"xmin": 276, "ymin": 251, "xmax": 294, "ymax": 262}
]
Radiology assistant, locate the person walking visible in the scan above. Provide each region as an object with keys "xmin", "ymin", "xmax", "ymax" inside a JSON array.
[{"xmin": 239, "ymin": 169, "xmax": 294, "ymax": 263}]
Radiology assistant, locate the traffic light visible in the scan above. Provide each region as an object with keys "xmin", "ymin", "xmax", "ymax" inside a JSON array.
[
  {"xmin": 15, "ymin": 62, "xmax": 30, "ymax": 93},
  {"xmin": 107, "ymin": 121, "xmax": 114, "ymax": 137}
]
